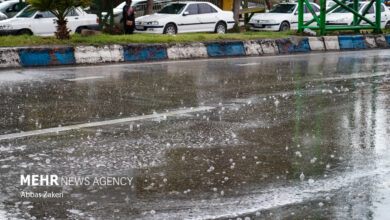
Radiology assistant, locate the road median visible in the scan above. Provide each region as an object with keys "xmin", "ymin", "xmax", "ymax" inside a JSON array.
[{"xmin": 1, "ymin": 34, "xmax": 389, "ymax": 69}]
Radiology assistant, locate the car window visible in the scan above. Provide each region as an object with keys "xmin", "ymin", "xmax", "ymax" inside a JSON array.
[
  {"xmin": 310, "ymin": 4, "xmax": 320, "ymax": 12},
  {"xmin": 40, "ymin": 11, "xmax": 55, "ymax": 18},
  {"xmin": 198, "ymin": 3, "xmax": 216, "ymax": 14},
  {"xmin": 363, "ymin": 4, "xmax": 374, "ymax": 14},
  {"xmin": 17, "ymin": 7, "xmax": 36, "ymax": 18},
  {"xmin": 186, "ymin": 4, "xmax": 198, "ymax": 15},
  {"xmin": 333, "ymin": 3, "xmax": 362, "ymax": 13},
  {"xmin": 328, "ymin": 2, "xmax": 336, "ymax": 8},
  {"xmin": 269, "ymin": 4, "xmax": 296, "ymax": 13},
  {"xmin": 381, "ymin": 4, "xmax": 385, "ymax": 12},
  {"xmin": 158, "ymin": 3, "xmax": 186, "ymax": 14},
  {"xmin": 68, "ymin": 9, "xmax": 79, "ymax": 17}
]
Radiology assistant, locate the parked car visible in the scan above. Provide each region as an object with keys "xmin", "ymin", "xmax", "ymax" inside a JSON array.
[
  {"xmin": 134, "ymin": 1, "xmax": 234, "ymax": 34},
  {"xmin": 0, "ymin": 0, "xmax": 26, "ymax": 21},
  {"xmin": 0, "ymin": 6, "xmax": 99, "ymax": 36},
  {"xmin": 248, "ymin": 2, "xmax": 320, "ymax": 31},
  {"xmin": 326, "ymin": 2, "xmax": 390, "ymax": 28}
]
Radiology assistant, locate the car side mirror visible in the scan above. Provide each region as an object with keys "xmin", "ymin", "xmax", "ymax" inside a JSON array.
[
  {"xmin": 294, "ymin": 11, "xmax": 298, "ymax": 15},
  {"xmin": 35, "ymin": 13, "xmax": 43, "ymax": 19},
  {"xmin": 183, "ymin": 11, "xmax": 189, "ymax": 16}
]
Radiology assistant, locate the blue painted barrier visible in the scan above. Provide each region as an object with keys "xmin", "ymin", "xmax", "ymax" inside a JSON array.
[
  {"xmin": 386, "ymin": 35, "xmax": 390, "ymax": 47},
  {"xmin": 339, "ymin": 35, "xmax": 366, "ymax": 50},
  {"xmin": 19, "ymin": 47, "xmax": 75, "ymax": 67},
  {"xmin": 206, "ymin": 42, "xmax": 246, "ymax": 57},
  {"xmin": 277, "ymin": 38, "xmax": 310, "ymax": 53},
  {"xmin": 123, "ymin": 45, "xmax": 167, "ymax": 61}
]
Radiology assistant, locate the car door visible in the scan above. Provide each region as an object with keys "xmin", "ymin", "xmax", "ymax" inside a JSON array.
[
  {"xmin": 177, "ymin": 3, "xmax": 202, "ymax": 32},
  {"xmin": 380, "ymin": 4, "xmax": 388, "ymax": 28},
  {"xmin": 31, "ymin": 11, "xmax": 56, "ymax": 36},
  {"xmin": 66, "ymin": 9, "xmax": 81, "ymax": 33},
  {"xmin": 197, "ymin": 3, "xmax": 219, "ymax": 32},
  {"xmin": 361, "ymin": 3, "xmax": 375, "ymax": 25},
  {"xmin": 304, "ymin": 4, "xmax": 319, "ymax": 22}
]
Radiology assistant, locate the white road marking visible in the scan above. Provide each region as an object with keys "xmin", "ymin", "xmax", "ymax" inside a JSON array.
[
  {"xmin": 64, "ymin": 76, "xmax": 106, "ymax": 81},
  {"xmin": 236, "ymin": 63, "xmax": 259, "ymax": 66},
  {"xmin": 0, "ymin": 106, "xmax": 215, "ymax": 141}
]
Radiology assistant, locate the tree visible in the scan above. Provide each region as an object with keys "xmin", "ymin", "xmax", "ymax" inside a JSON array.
[
  {"xmin": 264, "ymin": 0, "xmax": 273, "ymax": 10},
  {"xmin": 27, "ymin": 0, "xmax": 91, "ymax": 39},
  {"xmin": 91, "ymin": 0, "xmax": 114, "ymax": 32},
  {"xmin": 232, "ymin": 0, "xmax": 240, "ymax": 32},
  {"xmin": 145, "ymin": 0, "xmax": 154, "ymax": 15}
]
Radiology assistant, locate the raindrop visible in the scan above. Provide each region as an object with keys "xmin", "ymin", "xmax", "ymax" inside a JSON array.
[{"xmin": 207, "ymin": 166, "xmax": 215, "ymax": 173}]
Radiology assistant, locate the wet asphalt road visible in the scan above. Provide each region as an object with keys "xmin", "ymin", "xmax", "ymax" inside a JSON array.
[{"xmin": 0, "ymin": 50, "xmax": 390, "ymax": 219}]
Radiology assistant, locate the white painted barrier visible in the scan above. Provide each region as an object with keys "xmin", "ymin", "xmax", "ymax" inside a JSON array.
[
  {"xmin": 167, "ymin": 43, "xmax": 208, "ymax": 59},
  {"xmin": 259, "ymin": 39, "xmax": 279, "ymax": 55},
  {"xmin": 74, "ymin": 45, "xmax": 124, "ymax": 64},
  {"xmin": 0, "ymin": 48, "xmax": 21, "ymax": 68},
  {"xmin": 323, "ymin": 36, "xmax": 340, "ymax": 51},
  {"xmin": 308, "ymin": 37, "xmax": 325, "ymax": 51},
  {"xmin": 243, "ymin": 40, "xmax": 263, "ymax": 56}
]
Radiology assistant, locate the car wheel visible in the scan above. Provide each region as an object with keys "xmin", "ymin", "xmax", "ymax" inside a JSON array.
[
  {"xmin": 215, "ymin": 22, "xmax": 227, "ymax": 34},
  {"xmin": 386, "ymin": 21, "xmax": 390, "ymax": 29},
  {"xmin": 279, "ymin": 21, "xmax": 290, "ymax": 32},
  {"xmin": 17, "ymin": 29, "xmax": 32, "ymax": 35},
  {"xmin": 163, "ymin": 23, "xmax": 177, "ymax": 35},
  {"xmin": 76, "ymin": 27, "xmax": 84, "ymax": 34}
]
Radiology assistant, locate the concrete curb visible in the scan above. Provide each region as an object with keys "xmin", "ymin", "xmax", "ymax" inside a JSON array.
[{"xmin": 0, "ymin": 34, "xmax": 389, "ymax": 69}]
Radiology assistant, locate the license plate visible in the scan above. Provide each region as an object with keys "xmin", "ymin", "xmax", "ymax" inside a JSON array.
[
  {"xmin": 136, "ymin": 25, "xmax": 144, "ymax": 30},
  {"xmin": 255, "ymin": 24, "xmax": 264, "ymax": 28}
]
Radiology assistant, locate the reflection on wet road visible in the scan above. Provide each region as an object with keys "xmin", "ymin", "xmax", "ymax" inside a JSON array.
[{"xmin": 0, "ymin": 50, "xmax": 390, "ymax": 219}]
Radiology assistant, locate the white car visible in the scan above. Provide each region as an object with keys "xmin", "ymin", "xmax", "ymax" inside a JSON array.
[
  {"xmin": 135, "ymin": 1, "xmax": 234, "ymax": 34},
  {"xmin": 326, "ymin": 2, "xmax": 390, "ymax": 28},
  {"xmin": 249, "ymin": 2, "xmax": 320, "ymax": 31},
  {"xmin": 0, "ymin": 6, "xmax": 99, "ymax": 36},
  {"xmin": 0, "ymin": 0, "xmax": 25, "ymax": 21}
]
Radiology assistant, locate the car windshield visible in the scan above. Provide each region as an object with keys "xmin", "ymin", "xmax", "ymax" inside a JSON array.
[
  {"xmin": 269, "ymin": 4, "xmax": 296, "ymax": 13},
  {"xmin": 333, "ymin": 3, "xmax": 362, "ymax": 13},
  {"xmin": 17, "ymin": 7, "xmax": 36, "ymax": 18},
  {"xmin": 158, "ymin": 3, "xmax": 185, "ymax": 14}
]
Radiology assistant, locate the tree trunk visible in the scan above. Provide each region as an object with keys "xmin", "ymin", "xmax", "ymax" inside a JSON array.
[
  {"xmin": 55, "ymin": 19, "xmax": 70, "ymax": 40},
  {"xmin": 264, "ymin": 0, "xmax": 273, "ymax": 10},
  {"xmin": 233, "ymin": 0, "xmax": 240, "ymax": 23},
  {"xmin": 146, "ymin": 0, "xmax": 154, "ymax": 15}
]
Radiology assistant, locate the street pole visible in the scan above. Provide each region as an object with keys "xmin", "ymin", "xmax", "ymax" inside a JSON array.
[{"xmin": 298, "ymin": 0, "xmax": 304, "ymax": 33}]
